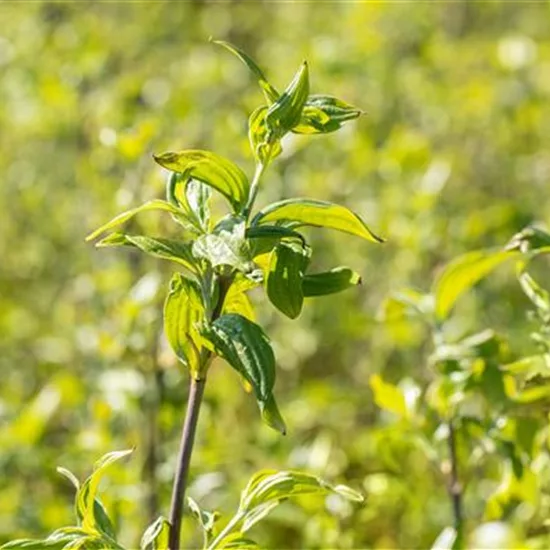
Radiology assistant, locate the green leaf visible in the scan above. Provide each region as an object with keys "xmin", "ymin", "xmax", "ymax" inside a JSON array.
[
  {"xmin": 215, "ymin": 533, "xmax": 260, "ymax": 550},
  {"xmin": 259, "ymin": 393, "xmax": 287, "ymax": 436},
  {"xmin": 266, "ymin": 240, "xmax": 310, "ymax": 319},
  {"xmin": 253, "ymin": 198, "xmax": 384, "ymax": 243},
  {"xmin": 369, "ymin": 374, "xmax": 408, "ymax": 418},
  {"xmin": 505, "ymin": 225, "xmax": 550, "ymax": 253},
  {"xmin": 502, "ymin": 354, "xmax": 550, "ymax": 379},
  {"xmin": 153, "ymin": 150, "xmax": 249, "ymax": 213},
  {"xmin": 433, "ymin": 249, "xmax": 519, "ymax": 321},
  {"xmin": 378, "ymin": 289, "xmax": 434, "ymax": 322},
  {"xmin": 193, "ymin": 217, "xmax": 252, "ymax": 272},
  {"xmin": 517, "ymin": 268, "xmax": 550, "ymax": 312},
  {"xmin": 302, "ymin": 267, "xmax": 361, "ymax": 297},
  {"xmin": 76, "ymin": 449, "xmax": 132, "ymax": 537},
  {"xmin": 238, "ymin": 470, "xmax": 363, "ymax": 531},
  {"xmin": 213, "ymin": 39, "xmax": 279, "ymax": 103},
  {"xmin": 248, "ymin": 106, "xmax": 283, "ymax": 165},
  {"xmin": 293, "ymin": 95, "xmax": 363, "ymax": 134},
  {"xmin": 265, "ymin": 62, "xmax": 309, "ymax": 139},
  {"xmin": 85, "ymin": 200, "xmax": 183, "ymax": 242},
  {"xmin": 201, "ymin": 314, "xmax": 275, "ymax": 402},
  {"xmin": 140, "ymin": 516, "xmax": 169, "ymax": 550},
  {"xmin": 187, "ymin": 497, "xmax": 219, "ymax": 546},
  {"xmin": 167, "ymin": 173, "xmax": 212, "ymax": 232},
  {"xmin": 164, "ymin": 273, "xmax": 205, "ymax": 378},
  {"xmin": 97, "ymin": 233, "xmax": 197, "ymax": 273}
]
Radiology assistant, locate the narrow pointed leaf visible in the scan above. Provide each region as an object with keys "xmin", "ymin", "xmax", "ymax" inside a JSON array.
[
  {"xmin": 140, "ymin": 516, "xmax": 169, "ymax": 550},
  {"xmin": 265, "ymin": 62, "xmax": 309, "ymax": 138},
  {"xmin": 259, "ymin": 393, "xmax": 286, "ymax": 435},
  {"xmin": 253, "ymin": 198, "xmax": 384, "ymax": 243},
  {"xmin": 302, "ymin": 267, "xmax": 361, "ymax": 297},
  {"xmin": 97, "ymin": 233, "xmax": 197, "ymax": 273},
  {"xmin": 201, "ymin": 314, "xmax": 275, "ymax": 401},
  {"xmin": 215, "ymin": 533, "xmax": 260, "ymax": 550},
  {"xmin": 213, "ymin": 40, "xmax": 279, "ymax": 102},
  {"xmin": 153, "ymin": 150, "xmax": 249, "ymax": 212},
  {"xmin": 164, "ymin": 274, "xmax": 204, "ymax": 378},
  {"xmin": 433, "ymin": 249, "xmax": 520, "ymax": 321},
  {"xmin": 266, "ymin": 240, "xmax": 310, "ymax": 319},
  {"xmin": 294, "ymin": 94, "xmax": 363, "ymax": 134},
  {"xmin": 85, "ymin": 200, "xmax": 183, "ymax": 242},
  {"xmin": 76, "ymin": 450, "xmax": 132, "ymax": 536}
]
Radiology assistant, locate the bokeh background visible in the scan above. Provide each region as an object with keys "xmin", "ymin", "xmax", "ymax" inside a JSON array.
[{"xmin": 1, "ymin": 1, "xmax": 550, "ymax": 548}]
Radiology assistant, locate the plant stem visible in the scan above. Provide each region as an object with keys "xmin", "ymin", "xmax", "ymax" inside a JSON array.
[
  {"xmin": 448, "ymin": 419, "xmax": 463, "ymax": 535},
  {"xmin": 243, "ymin": 162, "xmax": 267, "ymax": 220},
  {"xmin": 168, "ymin": 275, "xmax": 232, "ymax": 550},
  {"xmin": 207, "ymin": 512, "xmax": 244, "ymax": 550}
]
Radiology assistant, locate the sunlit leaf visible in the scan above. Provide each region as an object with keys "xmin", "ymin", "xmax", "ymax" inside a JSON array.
[
  {"xmin": 76, "ymin": 449, "xmax": 132, "ymax": 537},
  {"xmin": 213, "ymin": 39, "xmax": 279, "ymax": 102},
  {"xmin": 369, "ymin": 374, "xmax": 408, "ymax": 418},
  {"xmin": 187, "ymin": 497, "xmax": 219, "ymax": 547},
  {"xmin": 85, "ymin": 200, "xmax": 184, "ymax": 242},
  {"xmin": 252, "ymin": 198, "xmax": 384, "ymax": 243},
  {"xmin": 163, "ymin": 273, "xmax": 204, "ymax": 378},
  {"xmin": 248, "ymin": 106, "xmax": 283, "ymax": 165},
  {"xmin": 154, "ymin": 150, "xmax": 249, "ymax": 213},
  {"xmin": 265, "ymin": 62, "xmax": 309, "ymax": 139},
  {"xmin": 433, "ymin": 249, "xmax": 519, "ymax": 321},
  {"xmin": 97, "ymin": 233, "xmax": 197, "ymax": 273},
  {"xmin": 293, "ymin": 95, "xmax": 363, "ymax": 134},
  {"xmin": 140, "ymin": 516, "xmax": 169, "ymax": 550}
]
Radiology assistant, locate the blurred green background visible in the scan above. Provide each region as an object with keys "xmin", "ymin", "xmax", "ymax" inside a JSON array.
[{"xmin": 1, "ymin": 1, "xmax": 550, "ymax": 548}]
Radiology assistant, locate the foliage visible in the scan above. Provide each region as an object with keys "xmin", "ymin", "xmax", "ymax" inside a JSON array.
[{"xmin": 2, "ymin": 2, "xmax": 550, "ymax": 549}]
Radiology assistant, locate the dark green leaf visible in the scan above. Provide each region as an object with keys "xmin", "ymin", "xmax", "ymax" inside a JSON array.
[
  {"xmin": 302, "ymin": 267, "xmax": 361, "ymax": 297},
  {"xmin": 265, "ymin": 240, "xmax": 310, "ymax": 319},
  {"xmin": 252, "ymin": 198, "xmax": 384, "ymax": 243},
  {"xmin": 153, "ymin": 150, "xmax": 249, "ymax": 213},
  {"xmin": 201, "ymin": 314, "xmax": 275, "ymax": 402}
]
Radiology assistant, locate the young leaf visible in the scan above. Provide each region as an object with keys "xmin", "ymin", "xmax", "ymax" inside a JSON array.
[
  {"xmin": 224, "ymin": 287, "xmax": 256, "ymax": 322},
  {"xmin": 248, "ymin": 106, "xmax": 283, "ymax": 165},
  {"xmin": 265, "ymin": 62, "xmax": 309, "ymax": 139},
  {"xmin": 302, "ymin": 267, "xmax": 361, "ymax": 297},
  {"xmin": 140, "ymin": 516, "xmax": 170, "ymax": 550},
  {"xmin": 164, "ymin": 273, "xmax": 205, "ymax": 378},
  {"xmin": 252, "ymin": 198, "xmax": 384, "ymax": 243},
  {"xmin": 213, "ymin": 39, "xmax": 279, "ymax": 103},
  {"xmin": 293, "ymin": 94, "xmax": 363, "ymax": 135},
  {"xmin": 85, "ymin": 200, "xmax": 184, "ymax": 242},
  {"xmin": 238, "ymin": 470, "xmax": 364, "ymax": 530},
  {"xmin": 97, "ymin": 233, "xmax": 197, "ymax": 274},
  {"xmin": 517, "ymin": 268, "xmax": 550, "ymax": 312},
  {"xmin": 214, "ymin": 533, "xmax": 260, "ymax": 550},
  {"xmin": 153, "ymin": 150, "xmax": 249, "ymax": 213},
  {"xmin": 192, "ymin": 217, "xmax": 252, "ymax": 272},
  {"xmin": 265, "ymin": 240, "xmax": 310, "ymax": 319},
  {"xmin": 505, "ymin": 225, "xmax": 550, "ymax": 253},
  {"xmin": 433, "ymin": 249, "xmax": 519, "ymax": 321},
  {"xmin": 76, "ymin": 449, "xmax": 133, "ymax": 537},
  {"xmin": 369, "ymin": 374, "xmax": 408, "ymax": 419},
  {"xmin": 201, "ymin": 314, "xmax": 275, "ymax": 402},
  {"xmin": 187, "ymin": 497, "xmax": 219, "ymax": 547}
]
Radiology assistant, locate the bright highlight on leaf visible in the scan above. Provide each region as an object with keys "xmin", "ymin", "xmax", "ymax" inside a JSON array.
[
  {"xmin": 253, "ymin": 198, "xmax": 384, "ymax": 243},
  {"xmin": 153, "ymin": 150, "xmax": 249, "ymax": 213},
  {"xmin": 433, "ymin": 249, "xmax": 520, "ymax": 321}
]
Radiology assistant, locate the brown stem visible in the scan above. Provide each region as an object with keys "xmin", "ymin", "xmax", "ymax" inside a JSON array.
[
  {"xmin": 167, "ymin": 275, "xmax": 232, "ymax": 550},
  {"xmin": 448, "ymin": 420, "xmax": 463, "ymax": 533}
]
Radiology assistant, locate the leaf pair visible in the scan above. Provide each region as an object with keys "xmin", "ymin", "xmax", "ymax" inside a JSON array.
[
  {"xmin": 199, "ymin": 469, "xmax": 363, "ymax": 549},
  {"xmin": 215, "ymin": 40, "xmax": 363, "ymax": 158}
]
